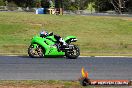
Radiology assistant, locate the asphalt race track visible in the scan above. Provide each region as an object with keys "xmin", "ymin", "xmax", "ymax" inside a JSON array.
[{"xmin": 0, "ymin": 56, "xmax": 132, "ymax": 80}]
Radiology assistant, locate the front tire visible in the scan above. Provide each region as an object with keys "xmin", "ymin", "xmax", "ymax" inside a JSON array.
[
  {"xmin": 28, "ymin": 44, "xmax": 44, "ymax": 58},
  {"xmin": 65, "ymin": 45, "xmax": 80, "ymax": 59}
]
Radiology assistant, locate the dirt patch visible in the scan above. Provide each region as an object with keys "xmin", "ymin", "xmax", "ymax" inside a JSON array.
[
  {"xmin": 121, "ymin": 17, "xmax": 132, "ymax": 21},
  {"xmin": 29, "ymin": 23, "xmax": 43, "ymax": 27}
]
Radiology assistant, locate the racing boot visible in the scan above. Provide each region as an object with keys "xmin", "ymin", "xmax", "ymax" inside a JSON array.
[{"xmin": 59, "ymin": 38, "xmax": 68, "ymax": 48}]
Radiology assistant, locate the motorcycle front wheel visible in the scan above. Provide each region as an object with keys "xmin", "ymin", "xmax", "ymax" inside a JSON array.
[
  {"xmin": 65, "ymin": 45, "xmax": 80, "ymax": 59},
  {"xmin": 28, "ymin": 44, "xmax": 44, "ymax": 58}
]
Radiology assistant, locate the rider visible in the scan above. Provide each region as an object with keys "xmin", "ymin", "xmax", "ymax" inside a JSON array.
[{"xmin": 40, "ymin": 30, "xmax": 67, "ymax": 47}]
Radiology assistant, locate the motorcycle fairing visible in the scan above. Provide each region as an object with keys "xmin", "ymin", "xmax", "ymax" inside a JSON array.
[{"xmin": 31, "ymin": 36, "xmax": 65, "ymax": 56}]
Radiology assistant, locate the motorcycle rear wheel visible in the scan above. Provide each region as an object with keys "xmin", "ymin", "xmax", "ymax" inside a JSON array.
[
  {"xmin": 28, "ymin": 44, "xmax": 44, "ymax": 58},
  {"xmin": 65, "ymin": 45, "xmax": 80, "ymax": 59}
]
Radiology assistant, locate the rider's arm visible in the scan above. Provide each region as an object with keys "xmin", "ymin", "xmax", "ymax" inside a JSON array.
[{"xmin": 48, "ymin": 32, "xmax": 53, "ymax": 36}]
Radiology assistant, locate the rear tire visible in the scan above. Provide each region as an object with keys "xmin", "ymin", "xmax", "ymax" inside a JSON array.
[
  {"xmin": 28, "ymin": 44, "xmax": 45, "ymax": 58},
  {"xmin": 65, "ymin": 45, "xmax": 80, "ymax": 59}
]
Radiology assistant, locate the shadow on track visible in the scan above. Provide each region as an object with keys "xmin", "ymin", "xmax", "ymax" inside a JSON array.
[{"xmin": 17, "ymin": 55, "xmax": 67, "ymax": 60}]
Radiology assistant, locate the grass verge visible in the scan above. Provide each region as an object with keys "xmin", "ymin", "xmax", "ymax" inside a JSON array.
[
  {"xmin": 0, "ymin": 12, "xmax": 132, "ymax": 56},
  {"xmin": 0, "ymin": 80, "xmax": 129, "ymax": 88}
]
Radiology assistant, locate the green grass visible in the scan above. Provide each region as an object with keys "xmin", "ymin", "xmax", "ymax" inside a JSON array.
[
  {"xmin": 0, "ymin": 80, "xmax": 86, "ymax": 88},
  {"xmin": 0, "ymin": 80, "xmax": 129, "ymax": 88},
  {"xmin": 0, "ymin": 12, "xmax": 132, "ymax": 56}
]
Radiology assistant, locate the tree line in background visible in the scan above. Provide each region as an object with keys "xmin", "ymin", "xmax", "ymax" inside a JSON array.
[{"xmin": 0, "ymin": 0, "xmax": 132, "ymax": 13}]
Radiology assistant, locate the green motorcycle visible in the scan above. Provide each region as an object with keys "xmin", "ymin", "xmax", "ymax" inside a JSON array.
[{"xmin": 28, "ymin": 33, "xmax": 80, "ymax": 59}]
